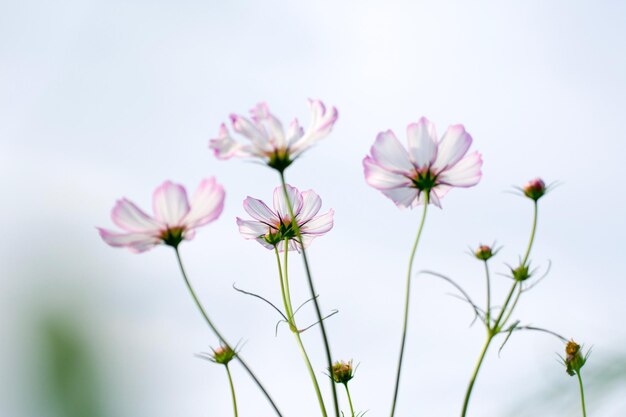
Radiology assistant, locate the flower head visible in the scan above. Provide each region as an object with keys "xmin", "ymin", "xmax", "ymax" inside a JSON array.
[
  {"xmin": 474, "ymin": 244, "xmax": 496, "ymax": 261},
  {"xmin": 236, "ymin": 185, "xmax": 334, "ymax": 252},
  {"xmin": 210, "ymin": 100, "xmax": 338, "ymax": 172},
  {"xmin": 330, "ymin": 360, "xmax": 355, "ymax": 384},
  {"xmin": 98, "ymin": 179, "xmax": 225, "ymax": 253},
  {"xmin": 523, "ymin": 178, "xmax": 546, "ymax": 201},
  {"xmin": 363, "ymin": 117, "xmax": 482, "ymax": 208},
  {"xmin": 563, "ymin": 339, "xmax": 590, "ymax": 376}
]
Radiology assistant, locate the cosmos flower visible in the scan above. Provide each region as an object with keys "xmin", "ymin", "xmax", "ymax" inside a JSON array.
[
  {"xmin": 236, "ymin": 184, "xmax": 333, "ymax": 252},
  {"xmin": 363, "ymin": 117, "xmax": 482, "ymax": 208},
  {"xmin": 210, "ymin": 100, "xmax": 338, "ymax": 172},
  {"xmin": 98, "ymin": 179, "xmax": 225, "ymax": 253}
]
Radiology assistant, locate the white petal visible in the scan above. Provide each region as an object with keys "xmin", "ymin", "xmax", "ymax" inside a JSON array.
[
  {"xmin": 230, "ymin": 114, "xmax": 273, "ymax": 152},
  {"xmin": 301, "ymin": 209, "xmax": 333, "ymax": 235},
  {"xmin": 289, "ymin": 100, "xmax": 338, "ymax": 157},
  {"xmin": 363, "ymin": 157, "xmax": 412, "ymax": 190},
  {"xmin": 437, "ymin": 151, "xmax": 483, "ymax": 187},
  {"xmin": 152, "ymin": 181, "xmax": 191, "ymax": 226},
  {"xmin": 273, "ymin": 184, "xmax": 303, "ymax": 221},
  {"xmin": 286, "ymin": 118, "xmax": 304, "ymax": 148},
  {"xmin": 298, "ymin": 190, "xmax": 322, "ymax": 223},
  {"xmin": 111, "ymin": 198, "xmax": 161, "ymax": 232},
  {"xmin": 380, "ymin": 187, "xmax": 420, "ymax": 209},
  {"xmin": 209, "ymin": 124, "xmax": 253, "ymax": 160},
  {"xmin": 369, "ymin": 130, "xmax": 414, "ymax": 172},
  {"xmin": 236, "ymin": 218, "xmax": 271, "ymax": 240},
  {"xmin": 98, "ymin": 228, "xmax": 160, "ymax": 253},
  {"xmin": 432, "ymin": 124, "xmax": 472, "ymax": 170},
  {"xmin": 243, "ymin": 197, "xmax": 279, "ymax": 224},
  {"xmin": 251, "ymin": 103, "xmax": 286, "ymax": 149},
  {"xmin": 184, "ymin": 178, "xmax": 225, "ymax": 228},
  {"xmin": 406, "ymin": 118, "xmax": 438, "ymax": 168}
]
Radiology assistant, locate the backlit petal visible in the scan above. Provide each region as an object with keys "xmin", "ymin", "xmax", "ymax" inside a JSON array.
[
  {"xmin": 380, "ymin": 187, "xmax": 419, "ymax": 209},
  {"xmin": 98, "ymin": 228, "xmax": 160, "ymax": 253},
  {"xmin": 152, "ymin": 181, "xmax": 190, "ymax": 226},
  {"xmin": 406, "ymin": 118, "xmax": 438, "ymax": 168},
  {"xmin": 111, "ymin": 198, "xmax": 161, "ymax": 232},
  {"xmin": 369, "ymin": 130, "xmax": 414, "ymax": 172},
  {"xmin": 301, "ymin": 209, "xmax": 334, "ymax": 235},
  {"xmin": 437, "ymin": 151, "xmax": 483, "ymax": 187},
  {"xmin": 236, "ymin": 218, "xmax": 271, "ymax": 240},
  {"xmin": 243, "ymin": 197, "xmax": 279, "ymax": 224},
  {"xmin": 184, "ymin": 178, "xmax": 225, "ymax": 228},
  {"xmin": 273, "ymin": 184, "xmax": 303, "ymax": 221},
  {"xmin": 298, "ymin": 190, "xmax": 322, "ymax": 223},
  {"xmin": 432, "ymin": 124, "xmax": 472, "ymax": 170},
  {"xmin": 363, "ymin": 157, "xmax": 412, "ymax": 190}
]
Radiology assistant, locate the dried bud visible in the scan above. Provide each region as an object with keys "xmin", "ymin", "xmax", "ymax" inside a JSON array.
[
  {"xmin": 523, "ymin": 178, "xmax": 546, "ymax": 201},
  {"xmin": 565, "ymin": 339, "xmax": 587, "ymax": 376},
  {"xmin": 330, "ymin": 360, "xmax": 354, "ymax": 384},
  {"xmin": 474, "ymin": 245, "xmax": 494, "ymax": 261},
  {"xmin": 211, "ymin": 344, "xmax": 236, "ymax": 365}
]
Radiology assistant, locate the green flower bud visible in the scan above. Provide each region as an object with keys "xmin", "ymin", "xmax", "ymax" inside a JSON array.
[
  {"xmin": 512, "ymin": 264, "xmax": 531, "ymax": 281},
  {"xmin": 330, "ymin": 360, "xmax": 354, "ymax": 384},
  {"xmin": 211, "ymin": 344, "xmax": 236, "ymax": 365},
  {"xmin": 474, "ymin": 245, "xmax": 494, "ymax": 261}
]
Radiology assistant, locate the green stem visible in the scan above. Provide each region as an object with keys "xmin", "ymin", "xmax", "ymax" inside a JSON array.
[
  {"xmin": 344, "ymin": 383, "xmax": 355, "ymax": 417},
  {"xmin": 390, "ymin": 192, "xmax": 429, "ymax": 417},
  {"xmin": 173, "ymin": 248, "xmax": 283, "ymax": 417},
  {"xmin": 522, "ymin": 201, "xmax": 538, "ymax": 266},
  {"xmin": 274, "ymin": 244, "xmax": 327, "ymax": 417},
  {"xmin": 483, "ymin": 261, "xmax": 491, "ymax": 327},
  {"xmin": 460, "ymin": 336, "xmax": 493, "ymax": 417},
  {"xmin": 499, "ymin": 283, "xmax": 521, "ymax": 329},
  {"xmin": 576, "ymin": 371, "xmax": 587, "ymax": 417},
  {"xmin": 225, "ymin": 364, "xmax": 239, "ymax": 417},
  {"xmin": 278, "ymin": 171, "xmax": 339, "ymax": 417}
]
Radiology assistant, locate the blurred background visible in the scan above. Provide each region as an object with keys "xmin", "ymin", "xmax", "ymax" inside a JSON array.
[{"xmin": 2, "ymin": 0, "xmax": 625, "ymax": 416}]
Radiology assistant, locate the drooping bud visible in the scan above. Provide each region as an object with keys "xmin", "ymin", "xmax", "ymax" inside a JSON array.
[
  {"xmin": 565, "ymin": 339, "xmax": 588, "ymax": 376},
  {"xmin": 523, "ymin": 178, "xmax": 546, "ymax": 201},
  {"xmin": 330, "ymin": 360, "xmax": 354, "ymax": 384},
  {"xmin": 474, "ymin": 245, "xmax": 494, "ymax": 261}
]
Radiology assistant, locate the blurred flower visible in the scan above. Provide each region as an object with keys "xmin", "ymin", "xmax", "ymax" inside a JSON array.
[
  {"xmin": 564, "ymin": 339, "xmax": 589, "ymax": 376},
  {"xmin": 474, "ymin": 244, "xmax": 496, "ymax": 261},
  {"xmin": 511, "ymin": 263, "xmax": 531, "ymax": 281},
  {"xmin": 98, "ymin": 179, "xmax": 225, "ymax": 252},
  {"xmin": 210, "ymin": 100, "xmax": 338, "ymax": 172},
  {"xmin": 237, "ymin": 184, "xmax": 333, "ymax": 252},
  {"xmin": 199, "ymin": 344, "xmax": 237, "ymax": 366},
  {"xmin": 363, "ymin": 117, "xmax": 482, "ymax": 208},
  {"xmin": 523, "ymin": 178, "xmax": 546, "ymax": 201},
  {"xmin": 330, "ymin": 360, "xmax": 355, "ymax": 384}
]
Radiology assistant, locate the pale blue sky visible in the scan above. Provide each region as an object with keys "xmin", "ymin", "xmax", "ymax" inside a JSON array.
[{"xmin": 2, "ymin": 1, "xmax": 626, "ymax": 416}]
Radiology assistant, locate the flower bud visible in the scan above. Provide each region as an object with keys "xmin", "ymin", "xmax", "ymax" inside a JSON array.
[
  {"xmin": 211, "ymin": 344, "xmax": 236, "ymax": 365},
  {"xmin": 474, "ymin": 245, "xmax": 494, "ymax": 261},
  {"xmin": 330, "ymin": 360, "xmax": 354, "ymax": 384},
  {"xmin": 512, "ymin": 264, "xmax": 531, "ymax": 281},
  {"xmin": 565, "ymin": 339, "xmax": 587, "ymax": 376},
  {"xmin": 523, "ymin": 178, "xmax": 546, "ymax": 201}
]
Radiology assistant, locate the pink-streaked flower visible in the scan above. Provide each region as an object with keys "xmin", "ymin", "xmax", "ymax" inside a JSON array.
[
  {"xmin": 210, "ymin": 99, "xmax": 338, "ymax": 172},
  {"xmin": 236, "ymin": 185, "xmax": 334, "ymax": 252},
  {"xmin": 363, "ymin": 117, "xmax": 482, "ymax": 208},
  {"xmin": 98, "ymin": 179, "xmax": 225, "ymax": 253}
]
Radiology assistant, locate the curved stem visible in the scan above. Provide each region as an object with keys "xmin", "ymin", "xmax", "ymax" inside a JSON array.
[
  {"xmin": 460, "ymin": 336, "xmax": 492, "ymax": 417},
  {"xmin": 390, "ymin": 192, "xmax": 429, "ymax": 417},
  {"xmin": 225, "ymin": 364, "xmax": 239, "ymax": 417},
  {"xmin": 279, "ymin": 171, "xmax": 339, "ymax": 417},
  {"xmin": 576, "ymin": 371, "xmax": 587, "ymax": 417},
  {"xmin": 274, "ymin": 244, "xmax": 327, "ymax": 417},
  {"xmin": 174, "ymin": 248, "xmax": 283, "ymax": 417},
  {"xmin": 522, "ymin": 201, "xmax": 538, "ymax": 266},
  {"xmin": 344, "ymin": 383, "xmax": 356, "ymax": 417},
  {"xmin": 483, "ymin": 261, "xmax": 492, "ymax": 328}
]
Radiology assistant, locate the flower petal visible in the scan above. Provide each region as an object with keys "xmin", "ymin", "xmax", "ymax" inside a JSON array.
[
  {"xmin": 363, "ymin": 157, "xmax": 413, "ymax": 190},
  {"xmin": 230, "ymin": 114, "xmax": 273, "ymax": 153},
  {"xmin": 289, "ymin": 99, "xmax": 338, "ymax": 157},
  {"xmin": 273, "ymin": 184, "xmax": 303, "ymax": 221},
  {"xmin": 209, "ymin": 124, "xmax": 253, "ymax": 160},
  {"xmin": 286, "ymin": 118, "xmax": 304, "ymax": 148},
  {"xmin": 152, "ymin": 181, "xmax": 191, "ymax": 226},
  {"xmin": 243, "ymin": 197, "xmax": 279, "ymax": 224},
  {"xmin": 251, "ymin": 103, "xmax": 286, "ymax": 149},
  {"xmin": 380, "ymin": 187, "xmax": 420, "ymax": 209},
  {"xmin": 298, "ymin": 190, "xmax": 322, "ymax": 223},
  {"xmin": 98, "ymin": 228, "xmax": 160, "ymax": 253},
  {"xmin": 437, "ymin": 151, "xmax": 483, "ymax": 187},
  {"xmin": 406, "ymin": 117, "xmax": 438, "ymax": 168},
  {"xmin": 432, "ymin": 124, "xmax": 472, "ymax": 170},
  {"xmin": 184, "ymin": 178, "xmax": 225, "ymax": 228},
  {"xmin": 369, "ymin": 130, "xmax": 414, "ymax": 173},
  {"xmin": 236, "ymin": 217, "xmax": 271, "ymax": 240},
  {"xmin": 301, "ymin": 209, "xmax": 334, "ymax": 235},
  {"xmin": 111, "ymin": 198, "xmax": 161, "ymax": 232}
]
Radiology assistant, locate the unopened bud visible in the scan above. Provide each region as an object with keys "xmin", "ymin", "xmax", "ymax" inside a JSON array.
[
  {"xmin": 512, "ymin": 264, "xmax": 531, "ymax": 281},
  {"xmin": 474, "ymin": 245, "xmax": 494, "ymax": 261},
  {"xmin": 211, "ymin": 344, "xmax": 236, "ymax": 365},
  {"xmin": 565, "ymin": 339, "xmax": 587, "ymax": 376},
  {"xmin": 523, "ymin": 178, "xmax": 546, "ymax": 201},
  {"xmin": 330, "ymin": 360, "xmax": 354, "ymax": 384}
]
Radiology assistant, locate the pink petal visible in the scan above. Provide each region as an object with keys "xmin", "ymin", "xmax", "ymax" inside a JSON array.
[
  {"xmin": 298, "ymin": 190, "xmax": 322, "ymax": 223},
  {"xmin": 243, "ymin": 197, "xmax": 279, "ymax": 224},
  {"xmin": 437, "ymin": 151, "xmax": 483, "ymax": 187},
  {"xmin": 184, "ymin": 178, "xmax": 225, "ymax": 228},
  {"xmin": 432, "ymin": 124, "xmax": 472, "ymax": 170},
  {"xmin": 363, "ymin": 157, "xmax": 413, "ymax": 190},
  {"xmin": 406, "ymin": 118, "xmax": 438, "ymax": 168},
  {"xmin": 98, "ymin": 228, "xmax": 160, "ymax": 253},
  {"xmin": 152, "ymin": 181, "xmax": 191, "ymax": 226},
  {"xmin": 230, "ymin": 114, "xmax": 272, "ymax": 152},
  {"xmin": 286, "ymin": 118, "xmax": 304, "ymax": 148},
  {"xmin": 236, "ymin": 217, "xmax": 271, "ymax": 240},
  {"xmin": 369, "ymin": 130, "xmax": 414, "ymax": 173},
  {"xmin": 111, "ymin": 198, "xmax": 161, "ymax": 232},
  {"xmin": 289, "ymin": 99, "xmax": 338, "ymax": 157},
  {"xmin": 251, "ymin": 103, "xmax": 286, "ymax": 149},
  {"xmin": 209, "ymin": 124, "xmax": 252, "ymax": 160},
  {"xmin": 300, "ymin": 209, "xmax": 334, "ymax": 235},
  {"xmin": 380, "ymin": 187, "xmax": 420, "ymax": 209},
  {"xmin": 273, "ymin": 184, "xmax": 303, "ymax": 221}
]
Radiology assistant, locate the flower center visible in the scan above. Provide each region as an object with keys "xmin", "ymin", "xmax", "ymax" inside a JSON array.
[
  {"xmin": 267, "ymin": 148, "xmax": 293, "ymax": 173},
  {"xmin": 410, "ymin": 169, "xmax": 438, "ymax": 192},
  {"xmin": 160, "ymin": 226, "xmax": 185, "ymax": 248},
  {"xmin": 263, "ymin": 219, "xmax": 298, "ymax": 246}
]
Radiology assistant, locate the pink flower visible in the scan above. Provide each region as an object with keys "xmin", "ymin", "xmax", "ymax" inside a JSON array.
[
  {"xmin": 98, "ymin": 179, "xmax": 225, "ymax": 253},
  {"xmin": 236, "ymin": 185, "xmax": 334, "ymax": 252},
  {"xmin": 210, "ymin": 100, "xmax": 338, "ymax": 172},
  {"xmin": 363, "ymin": 117, "xmax": 482, "ymax": 208}
]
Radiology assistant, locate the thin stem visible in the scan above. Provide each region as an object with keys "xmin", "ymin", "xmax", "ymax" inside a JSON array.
[
  {"xmin": 576, "ymin": 371, "xmax": 587, "ymax": 417},
  {"xmin": 390, "ymin": 192, "xmax": 429, "ymax": 417},
  {"xmin": 174, "ymin": 248, "xmax": 283, "ymax": 417},
  {"xmin": 274, "ymin": 244, "xmax": 327, "ymax": 417},
  {"xmin": 279, "ymin": 171, "xmax": 339, "ymax": 417},
  {"xmin": 492, "ymin": 281, "xmax": 518, "ymax": 333},
  {"xmin": 483, "ymin": 260, "xmax": 491, "ymax": 327},
  {"xmin": 225, "ymin": 364, "xmax": 239, "ymax": 417},
  {"xmin": 344, "ymin": 383, "xmax": 355, "ymax": 417},
  {"xmin": 522, "ymin": 201, "xmax": 538, "ymax": 266},
  {"xmin": 499, "ymin": 283, "xmax": 522, "ymax": 329},
  {"xmin": 460, "ymin": 336, "xmax": 492, "ymax": 417}
]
